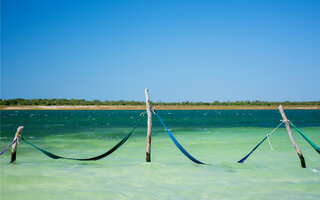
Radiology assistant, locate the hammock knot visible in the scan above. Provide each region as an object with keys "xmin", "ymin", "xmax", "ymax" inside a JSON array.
[{"xmin": 140, "ymin": 112, "xmax": 146, "ymax": 117}]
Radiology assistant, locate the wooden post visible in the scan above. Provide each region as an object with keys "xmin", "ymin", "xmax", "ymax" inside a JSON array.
[
  {"xmin": 278, "ymin": 105, "xmax": 306, "ymax": 168},
  {"xmin": 145, "ymin": 88, "xmax": 152, "ymax": 162},
  {"xmin": 11, "ymin": 126, "xmax": 24, "ymax": 163}
]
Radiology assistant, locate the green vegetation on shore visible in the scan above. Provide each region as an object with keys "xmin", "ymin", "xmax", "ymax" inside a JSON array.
[{"xmin": 1, "ymin": 98, "xmax": 319, "ymax": 106}]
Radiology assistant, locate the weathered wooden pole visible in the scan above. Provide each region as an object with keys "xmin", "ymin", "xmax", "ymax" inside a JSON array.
[
  {"xmin": 145, "ymin": 88, "xmax": 152, "ymax": 162},
  {"xmin": 278, "ymin": 105, "xmax": 306, "ymax": 168},
  {"xmin": 11, "ymin": 126, "xmax": 24, "ymax": 163}
]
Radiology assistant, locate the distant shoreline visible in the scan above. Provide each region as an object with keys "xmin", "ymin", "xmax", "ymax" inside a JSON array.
[{"xmin": 1, "ymin": 105, "xmax": 319, "ymax": 110}]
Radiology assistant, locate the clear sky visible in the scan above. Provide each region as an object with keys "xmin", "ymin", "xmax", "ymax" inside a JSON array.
[{"xmin": 1, "ymin": 0, "xmax": 320, "ymax": 102}]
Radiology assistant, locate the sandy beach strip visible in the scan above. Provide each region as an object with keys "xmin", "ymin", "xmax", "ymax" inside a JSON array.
[{"xmin": 1, "ymin": 105, "xmax": 319, "ymax": 110}]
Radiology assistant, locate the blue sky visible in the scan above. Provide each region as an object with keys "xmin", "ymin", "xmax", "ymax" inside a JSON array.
[{"xmin": 1, "ymin": 0, "xmax": 320, "ymax": 102}]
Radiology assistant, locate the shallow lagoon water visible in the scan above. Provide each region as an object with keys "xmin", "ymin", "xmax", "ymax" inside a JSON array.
[{"xmin": 1, "ymin": 110, "xmax": 319, "ymax": 199}]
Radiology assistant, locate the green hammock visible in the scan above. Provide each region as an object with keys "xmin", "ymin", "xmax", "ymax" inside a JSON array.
[
  {"xmin": 289, "ymin": 121, "xmax": 320, "ymax": 155},
  {"xmin": 21, "ymin": 113, "xmax": 145, "ymax": 161}
]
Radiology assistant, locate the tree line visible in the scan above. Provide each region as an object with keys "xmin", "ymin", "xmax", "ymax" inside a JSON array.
[{"xmin": 1, "ymin": 98, "xmax": 319, "ymax": 106}]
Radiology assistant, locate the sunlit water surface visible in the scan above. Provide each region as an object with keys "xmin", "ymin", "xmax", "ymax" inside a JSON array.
[{"xmin": 1, "ymin": 110, "xmax": 319, "ymax": 199}]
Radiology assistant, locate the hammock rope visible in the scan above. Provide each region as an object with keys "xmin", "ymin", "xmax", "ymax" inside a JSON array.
[
  {"xmin": 154, "ymin": 110, "xmax": 206, "ymax": 165},
  {"xmin": 238, "ymin": 121, "xmax": 284, "ymax": 163},
  {"xmin": 0, "ymin": 138, "xmax": 18, "ymax": 156},
  {"xmin": 289, "ymin": 121, "xmax": 320, "ymax": 155},
  {"xmin": 21, "ymin": 112, "xmax": 146, "ymax": 161},
  {"xmin": 267, "ymin": 135, "xmax": 274, "ymax": 151}
]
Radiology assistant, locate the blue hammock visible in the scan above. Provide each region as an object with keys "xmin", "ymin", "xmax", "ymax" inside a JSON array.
[{"xmin": 154, "ymin": 111, "xmax": 206, "ymax": 164}]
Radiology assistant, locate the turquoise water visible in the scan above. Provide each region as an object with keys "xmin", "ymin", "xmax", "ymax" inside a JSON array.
[{"xmin": 1, "ymin": 110, "xmax": 319, "ymax": 199}]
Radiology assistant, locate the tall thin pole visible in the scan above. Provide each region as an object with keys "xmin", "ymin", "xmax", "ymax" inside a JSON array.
[
  {"xmin": 278, "ymin": 105, "xmax": 306, "ymax": 168},
  {"xmin": 145, "ymin": 88, "xmax": 152, "ymax": 162},
  {"xmin": 11, "ymin": 126, "xmax": 24, "ymax": 163}
]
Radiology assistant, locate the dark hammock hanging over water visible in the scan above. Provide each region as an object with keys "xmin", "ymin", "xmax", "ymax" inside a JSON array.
[
  {"xmin": 238, "ymin": 121, "xmax": 284, "ymax": 163},
  {"xmin": 289, "ymin": 121, "xmax": 320, "ymax": 155},
  {"xmin": 21, "ymin": 113, "xmax": 145, "ymax": 161},
  {"xmin": 154, "ymin": 110, "xmax": 206, "ymax": 165},
  {"xmin": 238, "ymin": 120, "xmax": 320, "ymax": 164}
]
